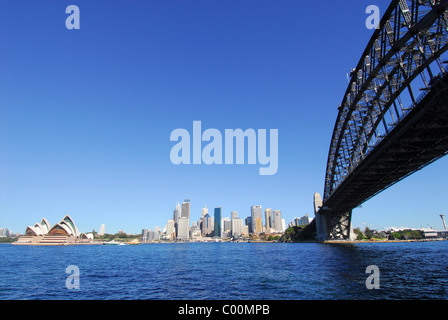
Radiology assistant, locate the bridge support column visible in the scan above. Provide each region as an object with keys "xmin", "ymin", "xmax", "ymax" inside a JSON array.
[{"xmin": 314, "ymin": 193, "xmax": 356, "ymax": 241}]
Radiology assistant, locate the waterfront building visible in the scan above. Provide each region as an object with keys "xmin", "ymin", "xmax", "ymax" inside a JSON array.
[
  {"xmin": 180, "ymin": 199, "xmax": 191, "ymax": 239},
  {"xmin": 300, "ymin": 215, "xmax": 310, "ymax": 226},
  {"xmin": 265, "ymin": 208, "xmax": 273, "ymax": 231},
  {"xmin": 25, "ymin": 217, "xmax": 52, "ymax": 236},
  {"xmin": 99, "ymin": 224, "xmax": 106, "ymax": 236},
  {"xmin": 0, "ymin": 228, "xmax": 10, "ymax": 237},
  {"xmin": 251, "ymin": 205, "xmax": 262, "ymax": 234},
  {"xmin": 165, "ymin": 219, "xmax": 175, "ymax": 240},
  {"xmin": 201, "ymin": 213, "xmax": 213, "ymax": 236},
  {"xmin": 231, "ymin": 211, "xmax": 241, "ymax": 237},
  {"xmin": 49, "ymin": 215, "xmax": 79, "ymax": 237},
  {"xmin": 202, "ymin": 205, "xmax": 208, "ymax": 217},
  {"xmin": 273, "ymin": 210, "xmax": 282, "ymax": 232},
  {"xmin": 17, "ymin": 215, "xmax": 92, "ymax": 245},
  {"xmin": 241, "ymin": 225, "xmax": 249, "ymax": 238},
  {"xmin": 173, "ymin": 203, "xmax": 181, "ymax": 237},
  {"xmin": 177, "ymin": 217, "xmax": 190, "ymax": 240},
  {"xmin": 246, "ymin": 216, "xmax": 252, "ymax": 233},
  {"xmin": 231, "ymin": 218, "xmax": 243, "ymax": 238},
  {"xmin": 182, "ymin": 199, "xmax": 191, "ymax": 219},
  {"xmin": 190, "ymin": 223, "xmax": 201, "ymax": 240},
  {"xmin": 214, "ymin": 207, "xmax": 222, "ymax": 237},
  {"xmin": 142, "ymin": 229, "xmax": 161, "ymax": 242},
  {"xmin": 222, "ymin": 218, "xmax": 232, "ymax": 238},
  {"xmin": 254, "ymin": 217, "xmax": 263, "ymax": 234},
  {"xmin": 142, "ymin": 229, "xmax": 150, "ymax": 242}
]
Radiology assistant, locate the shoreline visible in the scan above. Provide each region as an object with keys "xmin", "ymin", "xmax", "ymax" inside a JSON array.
[{"xmin": 6, "ymin": 238, "xmax": 447, "ymax": 245}]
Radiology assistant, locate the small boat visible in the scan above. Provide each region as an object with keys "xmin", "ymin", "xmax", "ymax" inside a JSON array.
[{"xmin": 103, "ymin": 240, "xmax": 127, "ymax": 246}]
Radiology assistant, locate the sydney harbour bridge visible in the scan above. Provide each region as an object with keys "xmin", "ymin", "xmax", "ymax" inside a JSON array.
[{"xmin": 311, "ymin": 0, "xmax": 448, "ymax": 241}]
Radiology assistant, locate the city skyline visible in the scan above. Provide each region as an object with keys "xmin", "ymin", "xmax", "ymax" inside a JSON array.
[{"xmin": 1, "ymin": 0, "xmax": 448, "ymax": 235}]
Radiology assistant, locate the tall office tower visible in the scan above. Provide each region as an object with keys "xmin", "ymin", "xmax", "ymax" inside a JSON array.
[
  {"xmin": 142, "ymin": 229, "xmax": 150, "ymax": 242},
  {"xmin": 254, "ymin": 217, "xmax": 263, "ymax": 234},
  {"xmin": 232, "ymin": 218, "xmax": 243, "ymax": 237},
  {"xmin": 300, "ymin": 215, "xmax": 310, "ymax": 226},
  {"xmin": 202, "ymin": 205, "xmax": 208, "ymax": 218},
  {"xmin": 99, "ymin": 224, "xmax": 106, "ymax": 236},
  {"xmin": 166, "ymin": 219, "xmax": 175, "ymax": 240},
  {"xmin": 182, "ymin": 199, "xmax": 191, "ymax": 219},
  {"xmin": 181, "ymin": 200, "xmax": 190, "ymax": 238},
  {"xmin": 246, "ymin": 216, "xmax": 253, "ymax": 233},
  {"xmin": 177, "ymin": 217, "xmax": 190, "ymax": 240},
  {"xmin": 173, "ymin": 203, "xmax": 181, "ymax": 237},
  {"xmin": 201, "ymin": 213, "xmax": 212, "ymax": 236},
  {"xmin": 222, "ymin": 218, "xmax": 232, "ymax": 238},
  {"xmin": 251, "ymin": 205, "xmax": 262, "ymax": 234},
  {"xmin": 214, "ymin": 207, "xmax": 222, "ymax": 237},
  {"xmin": 294, "ymin": 217, "xmax": 300, "ymax": 226},
  {"xmin": 231, "ymin": 211, "xmax": 238, "ymax": 237},
  {"xmin": 154, "ymin": 226, "xmax": 162, "ymax": 240},
  {"xmin": 173, "ymin": 203, "xmax": 181, "ymax": 222},
  {"xmin": 273, "ymin": 210, "xmax": 282, "ymax": 232},
  {"xmin": 265, "ymin": 208, "xmax": 273, "ymax": 231}
]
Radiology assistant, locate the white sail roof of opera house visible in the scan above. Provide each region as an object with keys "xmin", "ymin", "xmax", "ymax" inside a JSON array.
[
  {"xmin": 25, "ymin": 215, "xmax": 81, "ymax": 237},
  {"xmin": 49, "ymin": 215, "xmax": 80, "ymax": 237}
]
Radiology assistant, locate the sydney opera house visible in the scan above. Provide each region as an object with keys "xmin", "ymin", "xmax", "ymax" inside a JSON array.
[{"xmin": 15, "ymin": 215, "xmax": 95, "ymax": 245}]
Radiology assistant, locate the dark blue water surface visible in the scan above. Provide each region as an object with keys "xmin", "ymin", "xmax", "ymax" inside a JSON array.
[{"xmin": 1, "ymin": 241, "xmax": 447, "ymax": 300}]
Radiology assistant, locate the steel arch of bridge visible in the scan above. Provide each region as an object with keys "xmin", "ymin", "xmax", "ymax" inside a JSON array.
[
  {"xmin": 314, "ymin": 0, "xmax": 448, "ymax": 241},
  {"xmin": 325, "ymin": 0, "xmax": 448, "ymax": 202}
]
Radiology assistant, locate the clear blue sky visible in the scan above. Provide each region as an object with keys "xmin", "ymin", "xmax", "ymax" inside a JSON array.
[{"xmin": 1, "ymin": 0, "xmax": 447, "ymax": 234}]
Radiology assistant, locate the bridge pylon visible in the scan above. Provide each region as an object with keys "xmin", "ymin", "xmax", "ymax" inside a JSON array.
[{"xmin": 314, "ymin": 192, "xmax": 356, "ymax": 241}]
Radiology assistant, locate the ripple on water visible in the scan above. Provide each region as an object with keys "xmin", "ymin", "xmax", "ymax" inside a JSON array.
[{"xmin": 1, "ymin": 242, "xmax": 448, "ymax": 300}]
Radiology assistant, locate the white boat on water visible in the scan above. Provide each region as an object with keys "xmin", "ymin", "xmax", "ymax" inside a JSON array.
[{"xmin": 103, "ymin": 240, "xmax": 127, "ymax": 246}]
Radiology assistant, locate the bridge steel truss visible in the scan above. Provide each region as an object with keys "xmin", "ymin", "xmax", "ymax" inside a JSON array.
[{"xmin": 317, "ymin": 0, "xmax": 448, "ymax": 240}]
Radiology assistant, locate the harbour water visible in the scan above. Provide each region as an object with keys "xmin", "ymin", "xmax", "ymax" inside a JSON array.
[{"xmin": 1, "ymin": 241, "xmax": 447, "ymax": 300}]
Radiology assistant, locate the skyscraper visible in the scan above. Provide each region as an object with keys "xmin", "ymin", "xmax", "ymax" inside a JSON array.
[
  {"xmin": 177, "ymin": 217, "xmax": 190, "ymax": 240},
  {"xmin": 173, "ymin": 203, "xmax": 181, "ymax": 222},
  {"xmin": 181, "ymin": 199, "xmax": 191, "ymax": 219},
  {"xmin": 300, "ymin": 214, "xmax": 310, "ymax": 226},
  {"xmin": 222, "ymin": 218, "xmax": 232, "ymax": 238},
  {"xmin": 180, "ymin": 200, "xmax": 190, "ymax": 239},
  {"xmin": 231, "ymin": 218, "xmax": 243, "ymax": 238},
  {"xmin": 173, "ymin": 203, "xmax": 181, "ymax": 237},
  {"xmin": 202, "ymin": 205, "xmax": 208, "ymax": 217},
  {"xmin": 273, "ymin": 210, "xmax": 282, "ymax": 232},
  {"xmin": 231, "ymin": 211, "xmax": 239, "ymax": 237},
  {"xmin": 142, "ymin": 229, "xmax": 150, "ymax": 242},
  {"xmin": 166, "ymin": 219, "xmax": 175, "ymax": 240},
  {"xmin": 201, "ymin": 213, "xmax": 212, "ymax": 236},
  {"xmin": 214, "ymin": 207, "xmax": 222, "ymax": 238},
  {"xmin": 246, "ymin": 216, "xmax": 252, "ymax": 233},
  {"xmin": 254, "ymin": 217, "xmax": 263, "ymax": 234},
  {"xmin": 265, "ymin": 208, "xmax": 272, "ymax": 231},
  {"xmin": 251, "ymin": 205, "xmax": 262, "ymax": 234}
]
